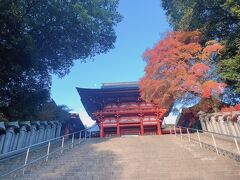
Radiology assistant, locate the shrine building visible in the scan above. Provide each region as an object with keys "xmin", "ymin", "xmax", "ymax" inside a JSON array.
[{"xmin": 77, "ymin": 82, "xmax": 167, "ymax": 138}]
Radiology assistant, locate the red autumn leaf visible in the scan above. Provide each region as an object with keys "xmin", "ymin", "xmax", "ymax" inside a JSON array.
[{"xmin": 140, "ymin": 31, "xmax": 225, "ymax": 109}]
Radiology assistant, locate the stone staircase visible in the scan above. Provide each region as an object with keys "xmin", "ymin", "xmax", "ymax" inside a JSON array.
[
  {"xmin": 6, "ymin": 135, "xmax": 240, "ymax": 180},
  {"xmin": 0, "ymin": 139, "xmax": 72, "ymax": 177}
]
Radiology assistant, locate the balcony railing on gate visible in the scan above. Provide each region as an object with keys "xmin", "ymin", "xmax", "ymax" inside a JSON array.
[
  {"xmin": 0, "ymin": 128, "xmax": 92, "ymax": 179},
  {"xmin": 169, "ymin": 126, "xmax": 240, "ymax": 161}
]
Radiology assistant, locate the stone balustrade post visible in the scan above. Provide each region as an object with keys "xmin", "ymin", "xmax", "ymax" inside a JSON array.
[
  {"xmin": 51, "ymin": 122, "xmax": 57, "ymax": 138},
  {"xmin": 56, "ymin": 123, "xmax": 62, "ymax": 137},
  {"xmin": 16, "ymin": 125, "xmax": 27, "ymax": 150},
  {"xmin": 28, "ymin": 125, "xmax": 37, "ymax": 146},
  {"xmin": 30, "ymin": 121, "xmax": 40, "ymax": 144},
  {"xmin": 2, "ymin": 122, "xmax": 19, "ymax": 153},
  {"xmin": 205, "ymin": 115, "xmax": 213, "ymax": 132},
  {"xmin": 237, "ymin": 120, "xmax": 240, "ymax": 137},
  {"xmin": 45, "ymin": 124, "xmax": 51, "ymax": 141},
  {"xmin": 38, "ymin": 124, "xmax": 45, "ymax": 142},
  {"xmin": 0, "ymin": 122, "xmax": 6, "ymax": 153},
  {"xmin": 210, "ymin": 115, "xmax": 218, "ymax": 133},
  {"xmin": 18, "ymin": 121, "xmax": 31, "ymax": 148},
  {"xmin": 219, "ymin": 116, "xmax": 227, "ymax": 135},
  {"xmin": 232, "ymin": 113, "xmax": 240, "ymax": 137},
  {"xmin": 223, "ymin": 115, "xmax": 232, "ymax": 136},
  {"xmin": 197, "ymin": 111, "xmax": 207, "ymax": 131},
  {"xmin": 227, "ymin": 116, "xmax": 237, "ymax": 136},
  {"xmin": 12, "ymin": 133, "xmax": 19, "ymax": 151},
  {"xmin": 48, "ymin": 122, "xmax": 55, "ymax": 139},
  {"xmin": 2, "ymin": 126, "xmax": 15, "ymax": 153}
]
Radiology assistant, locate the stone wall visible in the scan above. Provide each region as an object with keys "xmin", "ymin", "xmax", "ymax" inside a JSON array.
[
  {"xmin": 0, "ymin": 121, "xmax": 62, "ymax": 155},
  {"xmin": 197, "ymin": 111, "xmax": 240, "ymax": 137}
]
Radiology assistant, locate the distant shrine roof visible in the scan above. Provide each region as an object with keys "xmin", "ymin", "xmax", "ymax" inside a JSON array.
[
  {"xmin": 76, "ymin": 82, "xmax": 140, "ymax": 120},
  {"xmin": 101, "ymin": 81, "xmax": 139, "ymax": 89}
]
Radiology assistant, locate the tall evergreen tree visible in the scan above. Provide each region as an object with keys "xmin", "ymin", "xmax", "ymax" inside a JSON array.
[{"xmin": 0, "ymin": 0, "xmax": 122, "ymax": 118}]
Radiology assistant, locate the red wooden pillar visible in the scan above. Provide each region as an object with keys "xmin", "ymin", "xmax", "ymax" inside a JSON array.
[
  {"xmin": 140, "ymin": 118, "xmax": 144, "ymax": 135},
  {"xmin": 115, "ymin": 114, "xmax": 120, "ymax": 137},
  {"xmin": 117, "ymin": 120, "xmax": 120, "ymax": 137},
  {"xmin": 100, "ymin": 121, "xmax": 104, "ymax": 138},
  {"xmin": 156, "ymin": 119, "xmax": 162, "ymax": 135},
  {"xmin": 138, "ymin": 111, "xmax": 144, "ymax": 136}
]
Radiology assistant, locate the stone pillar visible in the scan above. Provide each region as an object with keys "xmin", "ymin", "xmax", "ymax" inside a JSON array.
[
  {"xmin": 210, "ymin": 118, "xmax": 217, "ymax": 132},
  {"xmin": 233, "ymin": 122, "xmax": 240, "ymax": 137},
  {"xmin": 16, "ymin": 125, "xmax": 27, "ymax": 150},
  {"xmin": 228, "ymin": 118, "xmax": 237, "ymax": 136},
  {"xmin": 30, "ymin": 121, "xmax": 40, "ymax": 144},
  {"xmin": 2, "ymin": 126, "xmax": 15, "ymax": 153},
  {"xmin": 219, "ymin": 116, "xmax": 227, "ymax": 135},
  {"xmin": 50, "ymin": 122, "xmax": 57, "ymax": 139},
  {"xmin": 25, "ymin": 131, "xmax": 31, "ymax": 147},
  {"xmin": 210, "ymin": 116, "xmax": 218, "ymax": 133},
  {"xmin": 232, "ymin": 113, "xmax": 240, "ymax": 137},
  {"xmin": 35, "ymin": 130, "xmax": 40, "ymax": 144},
  {"xmin": 55, "ymin": 123, "xmax": 62, "ymax": 138},
  {"xmin": 2, "ymin": 122, "xmax": 19, "ymax": 153},
  {"xmin": 28, "ymin": 125, "xmax": 37, "ymax": 146},
  {"xmin": 0, "ymin": 122, "xmax": 6, "ymax": 153},
  {"xmin": 225, "ymin": 120, "xmax": 232, "ymax": 135},
  {"xmin": 214, "ymin": 116, "xmax": 222, "ymax": 134},
  {"xmin": 237, "ymin": 120, "xmax": 240, "ymax": 137},
  {"xmin": 0, "ymin": 134, "xmax": 5, "ymax": 154},
  {"xmin": 215, "ymin": 115, "xmax": 223, "ymax": 134},
  {"xmin": 38, "ymin": 124, "xmax": 45, "ymax": 142},
  {"xmin": 197, "ymin": 111, "xmax": 207, "ymax": 131},
  {"xmin": 45, "ymin": 124, "xmax": 52, "ymax": 140},
  {"xmin": 18, "ymin": 121, "xmax": 31, "ymax": 148},
  {"xmin": 205, "ymin": 115, "xmax": 213, "ymax": 132},
  {"xmin": 51, "ymin": 122, "xmax": 57, "ymax": 139},
  {"xmin": 12, "ymin": 133, "xmax": 19, "ymax": 151},
  {"xmin": 40, "ymin": 121, "xmax": 48, "ymax": 141}
]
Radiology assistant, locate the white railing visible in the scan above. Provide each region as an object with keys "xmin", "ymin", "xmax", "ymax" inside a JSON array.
[
  {"xmin": 0, "ymin": 128, "xmax": 92, "ymax": 178},
  {"xmin": 170, "ymin": 126, "xmax": 240, "ymax": 161}
]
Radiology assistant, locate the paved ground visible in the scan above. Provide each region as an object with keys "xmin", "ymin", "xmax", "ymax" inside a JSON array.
[{"xmin": 14, "ymin": 135, "xmax": 240, "ymax": 180}]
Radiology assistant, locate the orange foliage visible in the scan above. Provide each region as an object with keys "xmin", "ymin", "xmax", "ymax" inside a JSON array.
[
  {"xmin": 221, "ymin": 104, "xmax": 240, "ymax": 112},
  {"xmin": 140, "ymin": 31, "xmax": 225, "ymax": 109}
]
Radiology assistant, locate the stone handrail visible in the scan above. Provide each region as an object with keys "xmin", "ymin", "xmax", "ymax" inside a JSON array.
[
  {"xmin": 0, "ymin": 127, "xmax": 92, "ymax": 178},
  {"xmin": 172, "ymin": 126, "xmax": 240, "ymax": 161}
]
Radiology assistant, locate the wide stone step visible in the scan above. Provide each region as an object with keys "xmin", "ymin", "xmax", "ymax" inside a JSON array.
[{"xmin": 4, "ymin": 135, "xmax": 240, "ymax": 180}]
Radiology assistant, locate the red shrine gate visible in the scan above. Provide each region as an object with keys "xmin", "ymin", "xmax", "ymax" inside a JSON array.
[{"xmin": 77, "ymin": 82, "xmax": 167, "ymax": 138}]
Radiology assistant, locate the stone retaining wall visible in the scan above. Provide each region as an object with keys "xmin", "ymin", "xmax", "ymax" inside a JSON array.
[
  {"xmin": 198, "ymin": 111, "xmax": 240, "ymax": 137},
  {"xmin": 0, "ymin": 121, "xmax": 62, "ymax": 155}
]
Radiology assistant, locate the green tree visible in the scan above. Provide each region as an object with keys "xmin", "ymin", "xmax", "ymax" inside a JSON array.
[
  {"xmin": 161, "ymin": 0, "xmax": 240, "ymax": 93},
  {"xmin": 0, "ymin": 0, "xmax": 122, "ymax": 118},
  {"xmin": 36, "ymin": 100, "xmax": 71, "ymax": 122}
]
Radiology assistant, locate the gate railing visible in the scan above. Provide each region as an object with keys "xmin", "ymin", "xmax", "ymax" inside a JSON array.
[
  {"xmin": 0, "ymin": 128, "xmax": 92, "ymax": 178},
  {"xmin": 169, "ymin": 126, "xmax": 240, "ymax": 161}
]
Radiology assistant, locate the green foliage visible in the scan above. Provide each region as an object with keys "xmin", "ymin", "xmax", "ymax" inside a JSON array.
[
  {"xmin": 36, "ymin": 101, "xmax": 71, "ymax": 122},
  {"xmin": 224, "ymin": 0, "xmax": 240, "ymax": 17},
  {"xmin": 0, "ymin": 0, "xmax": 121, "ymax": 118},
  {"xmin": 220, "ymin": 54, "xmax": 240, "ymax": 92},
  {"xmin": 161, "ymin": 0, "xmax": 240, "ymax": 95}
]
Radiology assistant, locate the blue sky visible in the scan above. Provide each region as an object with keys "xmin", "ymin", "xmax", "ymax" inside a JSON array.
[{"xmin": 51, "ymin": 0, "xmax": 173, "ymax": 126}]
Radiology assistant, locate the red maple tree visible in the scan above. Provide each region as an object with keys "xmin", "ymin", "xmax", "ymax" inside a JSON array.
[
  {"xmin": 140, "ymin": 31, "xmax": 225, "ymax": 109},
  {"xmin": 221, "ymin": 104, "xmax": 240, "ymax": 112}
]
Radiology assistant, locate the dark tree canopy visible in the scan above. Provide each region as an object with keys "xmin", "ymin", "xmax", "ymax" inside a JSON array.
[
  {"xmin": 0, "ymin": 0, "xmax": 122, "ymax": 119},
  {"xmin": 161, "ymin": 0, "xmax": 240, "ymax": 94}
]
